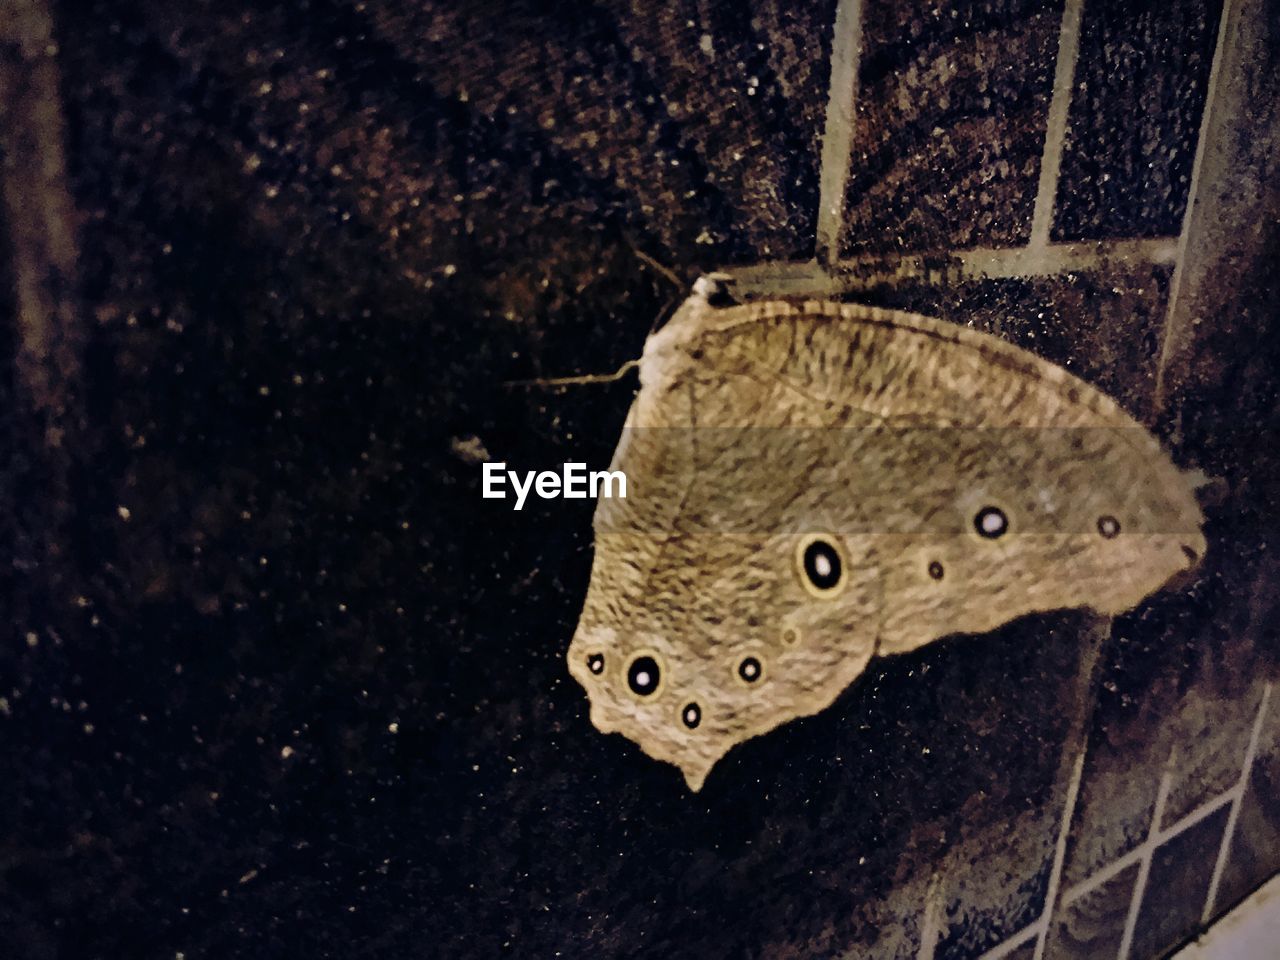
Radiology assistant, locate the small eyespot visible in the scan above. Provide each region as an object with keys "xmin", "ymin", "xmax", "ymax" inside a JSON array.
[
  {"xmin": 974, "ymin": 506, "xmax": 1009, "ymax": 539},
  {"xmin": 1097, "ymin": 515, "xmax": 1121, "ymax": 539},
  {"xmin": 587, "ymin": 653, "xmax": 604, "ymax": 675},
  {"xmin": 738, "ymin": 656, "xmax": 763, "ymax": 684},
  {"xmin": 782, "ymin": 627, "xmax": 799, "ymax": 645},
  {"xmin": 795, "ymin": 534, "xmax": 847, "ymax": 597},
  {"xmin": 626, "ymin": 654, "xmax": 662, "ymax": 697},
  {"xmin": 681, "ymin": 702, "xmax": 701, "ymax": 729},
  {"xmin": 928, "ymin": 560, "xmax": 945, "ymax": 581}
]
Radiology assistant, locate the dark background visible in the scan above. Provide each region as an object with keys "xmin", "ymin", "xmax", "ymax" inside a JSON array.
[{"xmin": 2, "ymin": 1, "xmax": 1278, "ymax": 958}]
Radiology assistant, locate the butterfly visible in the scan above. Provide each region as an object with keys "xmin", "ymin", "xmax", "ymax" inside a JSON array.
[{"xmin": 568, "ymin": 276, "xmax": 1206, "ymax": 791}]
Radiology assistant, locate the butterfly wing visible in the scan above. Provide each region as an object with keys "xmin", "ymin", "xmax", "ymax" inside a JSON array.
[
  {"xmin": 687, "ymin": 299, "xmax": 1207, "ymax": 650},
  {"xmin": 568, "ymin": 293, "xmax": 1206, "ymax": 791},
  {"xmin": 569, "ymin": 316, "xmax": 881, "ymax": 792}
]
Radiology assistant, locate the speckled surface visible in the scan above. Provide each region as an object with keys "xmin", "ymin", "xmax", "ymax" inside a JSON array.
[
  {"xmin": 1052, "ymin": 0, "xmax": 1225, "ymax": 241},
  {"xmin": 839, "ymin": 0, "xmax": 1061, "ymax": 256},
  {"xmin": 2, "ymin": 1, "xmax": 1278, "ymax": 959}
]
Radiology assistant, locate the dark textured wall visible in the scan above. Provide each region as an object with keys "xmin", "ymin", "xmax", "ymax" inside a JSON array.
[{"xmin": 1, "ymin": 1, "xmax": 1277, "ymax": 959}]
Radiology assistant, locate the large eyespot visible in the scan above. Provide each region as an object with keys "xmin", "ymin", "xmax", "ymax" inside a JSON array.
[
  {"xmin": 928, "ymin": 560, "xmax": 945, "ymax": 581},
  {"xmin": 974, "ymin": 506, "xmax": 1009, "ymax": 539},
  {"xmin": 1097, "ymin": 515, "xmax": 1121, "ymax": 539},
  {"xmin": 681, "ymin": 702, "xmax": 701, "ymax": 729},
  {"xmin": 736, "ymin": 655, "xmax": 764, "ymax": 685},
  {"xmin": 586, "ymin": 653, "xmax": 605, "ymax": 675},
  {"xmin": 795, "ymin": 534, "xmax": 847, "ymax": 597},
  {"xmin": 625, "ymin": 652, "xmax": 663, "ymax": 698}
]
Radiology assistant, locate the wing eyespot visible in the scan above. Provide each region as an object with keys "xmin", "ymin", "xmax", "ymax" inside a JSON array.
[
  {"xmin": 973, "ymin": 506, "xmax": 1009, "ymax": 539},
  {"xmin": 625, "ymin": 651, "xmax": 665, "ymax": 698},
  {"xmin": 734, "ymin": 655, "xmax": 765, "ymax": 686},
  {"xmin": 1097, "ymin": 515, "xmax": 1121, "ymax": 539},
  {"xmin": 680, "ymin": 702, "xmax": 701, "ymax": 729},
  {"xmin": 795, "ymin": 534, "xmax": 847, "ymax": 598}
]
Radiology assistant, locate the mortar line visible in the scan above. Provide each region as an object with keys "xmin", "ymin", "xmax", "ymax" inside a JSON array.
[
  {"xmin": 1028, "ymin": 0, "xmax": 1086, "ymax": 250},
  {"xmin": 1061, "ymin": 788, "xmax": 1235, "ymax": 906},
  {"xmin": 814, "ymin": 0, "xmax": 866, "ymax": 264},
  {"xmin": 978, "ymin": 921, "xmax": 1042, "ymax": 960},
  {"xmin": 1202, "ymin": 682, "xmax": 1273, "ymax": 924},
  {"xmin": 1154, "ymin": 0, "xmax": 1238, "ymax": 409},
  {"xmin": 977, "ymin": 766, "xmax": 1245, "ymax": 960},
  {"xmin": 916, "ymin": 873, "xmax": 945, "ymax": 960},
  {"xmin": 1031, "ymin": 744, "xmax": 1087, "ymax": 960},
  {"xmin": 1116, "ymin": 750, "xmax": 1174, "ymax": 960},
  {"xmin": 974, "ymin": 746, "xmax": 1085, "ymax": 960},
  {"xmin": 724, "ymin": 237, "xmax": 1177, "ymax": 298}
]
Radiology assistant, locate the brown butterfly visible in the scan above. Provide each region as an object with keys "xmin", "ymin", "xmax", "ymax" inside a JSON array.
[{"xmin": 568, "ymin": 277, "xmax": 1206, "ymax": 791}]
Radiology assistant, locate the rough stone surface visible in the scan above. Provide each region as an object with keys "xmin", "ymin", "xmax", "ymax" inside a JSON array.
[
  {"xmin": 841, "ymin": 0, "xmax": 1060, "ymax": 255},
  {"xmin": 1052, "ymin": 0, "xmax": 1225, "ymax": 241}
]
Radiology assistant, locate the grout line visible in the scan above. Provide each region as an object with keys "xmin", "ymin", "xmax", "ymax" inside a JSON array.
[
  {"xmin": 814, "ymin": 0, "xmax": 866, "ymax": 265},
  {"xmin": 1061, "ymin": 789, "xmax": 1235, "ymax": 905},
  {"xmin": 975, "ymin": 624, "xmax": 1103, "ymax": 960},
  {"xmin": 922, "ymin": 641, "xmax": 1264, "ymax": 960},
  {"xmin": 978, "ymin": 920, "xmax": 1042, "ymax": 960},
  {"xmin": 1116, "ymin": 750, "xmax": 1175, "ymax": 960},
  {"xmin": 976, "ymin": 743, "xmax": 1259, "ymax": 960},
  {"xmin": 1155, "ymin": 786, "xmax": 1235, "ymax": 845},
  {"xmin": 724, "ymin": 237, "xmax": 1177, "ymax": 298},
  {"xmin": 955, "ymin": 238, "xmax": 1176, "ymax": 280},
  {"xmin": 1201, "ymin": 682, "xmax": 1273, "ymax": 924},
  {"xmin": 1153, "ymin": 0, "xmax": 1238, "ymax": 409},
  {"xmin": 1031, "ymin": 747, "xmax": 1088, "ymax": 960},
  {"xmin": 917, "ymin": 873, "xmax": 945, "ymax": 960},
  {"xmin": 1028, "ymin": 0, "xmax": 1086, "ymax": 249}
]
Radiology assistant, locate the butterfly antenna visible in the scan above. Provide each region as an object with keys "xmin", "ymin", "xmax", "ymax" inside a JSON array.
[
  {"xmin": 504, "ymin": 359, "xmax": 640, "ymax": 389},
  {"xmin": 505, "ymin": 243, "xmax": 685, "ymax": 390},
  {"xmin": 624, "ymin": 239, "xmax": 684, "ymax": 293}
]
